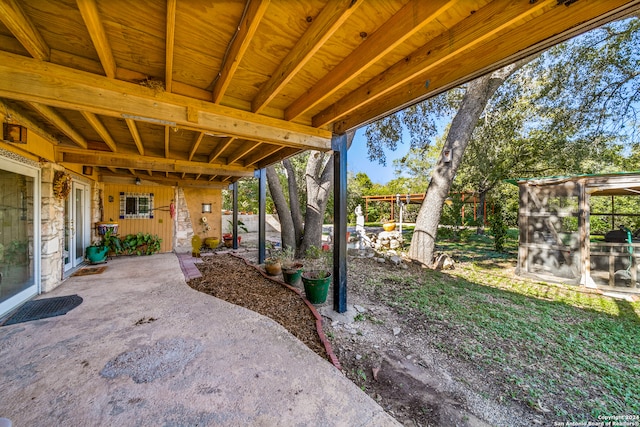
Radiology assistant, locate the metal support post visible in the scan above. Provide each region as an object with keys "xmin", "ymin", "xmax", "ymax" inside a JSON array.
[
  {"xmin": 332, "ymin": 133, "xmax": 348, "ymax": 313},
  {"xmin": 256, "ymin": 169, "xmax": 266, "ymax": 264},
  {"xmin": 232, "ymin": 181, "xmax": 238, "ymax": 250}
]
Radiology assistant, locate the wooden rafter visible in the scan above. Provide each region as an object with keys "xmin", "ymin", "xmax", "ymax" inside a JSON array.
[
  {"xmin": 0, "ymin": 100, "xmax": 61, "ymax": 145},
  {"xmin": 76, "ymin": 0, "xmax": 117, "ymax": 79},
  {"xmin": 284, "ymin": 0, "xmax": 455, "ymax": 121},
  {"xmin": 188, "ymin": 132, "xmax": 205, "ymax": 161},
  {"xmin": 27, "ymin": 102, "xmax": 88, "ymax": 149},
  {"xmin": 227, "ymin": 142, "xmax": 261, "ymax": 165},
  {"xmin": 257, "ymin": 147, "xmax": 300, "ymax": 169},
  {"xmin": 0, "ymin": 51, "xmax": 331, "ymax": 150},
  {"xmin": 251, "ymin": 0, "xmax": 362, "ymax": 113},
  {"xmin": 81, "ymin": 111, "xmax": 117, "ymax": 152},
  {"xmin": 332, "ymin": 0, "xmax": 637, "ymax": 133},
  {"xmin": 101, "ymin": 170, "xmax": 227, "ymax": 189},
  {"xmin": 0, "ymin": 0, "xmax": 49, "ymax": 60},
  {"xmin": 212, "ymin": 0, "xmax": 270, "ymax": 103},
  {"xmin": 243, "ymin": 145, "xmax": 283, "ymax": 167},
  {"xmin": 124, "ymin": 118, "xmax": 144, "ymax": 155},
  {"xmin": 164, "ymin": 126, "xmax": 170, "ymax": 158},
  {"xmin": 165, "ymin": 0, "xmax": 176, "ymax": 92},
  {"xmin": 58, "ymin": 147, "xmax": 255, "ymax": 177},
  {"xmin": 208, "ymin": 136, "xmax": 235, "ymax": 163}
]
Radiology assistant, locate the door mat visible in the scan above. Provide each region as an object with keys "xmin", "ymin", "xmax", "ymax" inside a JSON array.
[
  {"xmin": 72, "ymin": 266, "xmax": 107, "ymax": 276},
  {"xmin": 2, "ymin": 294, "xmax": 83, "ymax": 326}
]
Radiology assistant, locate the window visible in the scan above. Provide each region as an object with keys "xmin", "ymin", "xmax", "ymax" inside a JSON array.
[{"xmin": 119, "ymin": 192, "xmax": 154, "ymax": 219}]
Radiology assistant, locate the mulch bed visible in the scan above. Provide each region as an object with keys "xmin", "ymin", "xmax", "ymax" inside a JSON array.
[{"xmin": 187, "ymin": 254, "xmax": 329, "ymax": 362}]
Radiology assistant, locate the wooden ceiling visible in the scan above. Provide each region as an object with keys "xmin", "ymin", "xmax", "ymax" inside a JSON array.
[{"xmin": 0, "ymin": 0, "xmax": 637, "ymax": 188}]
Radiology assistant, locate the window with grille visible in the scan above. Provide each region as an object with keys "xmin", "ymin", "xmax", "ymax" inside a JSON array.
[{"xmin": 119, "ymin": 192, "xmax": 154, "ymax": 219}]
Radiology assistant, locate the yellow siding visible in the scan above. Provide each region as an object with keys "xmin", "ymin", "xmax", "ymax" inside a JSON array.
[
  {"xmin": 102, "ymin": 183, "xmax": 173, "ymax": 253},
  {"xmin": 183, "ymin": 187, "xmax": 222, "ymax": 240}
]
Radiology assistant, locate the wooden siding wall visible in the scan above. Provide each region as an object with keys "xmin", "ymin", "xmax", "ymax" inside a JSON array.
[{"xmin": 102, "ymin": 183, "xmax": 173, "ymax": 253}]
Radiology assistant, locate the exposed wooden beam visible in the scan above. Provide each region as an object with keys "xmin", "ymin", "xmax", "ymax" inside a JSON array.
[
  {"xmin": 124, "ymin": 118, "xmax": 144, "ymax": 155},
  {"xmin": 0, "ymin": 0, "xmax": 50, "ymax": 60},
  {"xmin": 27, "ymin": 102, "xmax": 88, "ymax": 148},
  {"xmin": 81, "ymin": 111, "xmax": 118, "ymax": 152},
  {"xmin": 106, "ymin": 166, "xmax": 117, "ymax": 173},
  {"xmin": 0, "ymin": 51, "xmax": 331, "ymax": 150},
  {"xmin": 227, "ymin": 141, "xmax": 261, "ymax": 165},
  {"xmin": 76, "ymin": 0, "xmax": 117, "ymax": 78},
  {"xmin": 101, "ymin": 171, "xmax": 228, "ymax": 189},
  {"xmin": 147, "ymin": 170, "xmax": 153, "ymax": 176},
  {"xmin": 251, "ymin": 0, "xmax": 362, "ymax": 113},
  {"xmin": 284, "ymin": 0, "xmax": 455, "ymax": 121},
  {"xmin": 243, "ymin": 145, "xmax": 283, "ymax": 167},
  {"xmin": 257, "ymin": 147, "xmax": 301, "ymax": 169},
  {"xmin": 58, "ymin": 147, "xmax": 255, "ymax": 177},
  {"xmin": 128, "ymin": 168, "xmax": 135, "ymax": 175},
  {"xmin": 332, "ymin": 0, "xmax": 638, "ymax": 133},
  {"xmin": 208, "ymin": 136, "xmax": 235, "ymax": 163},
  {"xmin": 0, "ymin": 100, "xmax": 61, "ymax": 145},
  {"xmin": 212, "ymin": 0, "xmax": 270, "ymax": 103},
  {"xmin": 315, "ymin": 0, "xmax": 555, "ymax": 127},
  {"xmin": 164, "ymin": 126, "xmax": 170, "ymax": 158},
  {"xmin": 165, "ymin": 0, "xmax": 177, "ymax": 92},
  {"xmin": 188, "ymin": 132, "xmax": 205, "ymax": 161}
]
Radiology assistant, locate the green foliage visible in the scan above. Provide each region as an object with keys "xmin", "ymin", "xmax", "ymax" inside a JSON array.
[
  {"xmin": 120, "ymin": 233, "xmax": 162, "ymax": 256},
  {"xmin": 225, "ymin": 219, "xmax": 248, "ymax": 234},
  {"xmin": 490, "ymin": 201, "xmax": 508, "ymax": 252},
  {"xmin": 99, "ymin": 229, "xmax": 122, "ymax": 254},
  {"xmin": 4, "ymin": 239, "xmax": 28, "ymax": 264}
]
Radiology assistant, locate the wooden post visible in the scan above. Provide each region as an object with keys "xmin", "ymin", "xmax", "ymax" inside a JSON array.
[{"xmin": 578, "ymin": 180, "xmax": 591, "ymax": 287}]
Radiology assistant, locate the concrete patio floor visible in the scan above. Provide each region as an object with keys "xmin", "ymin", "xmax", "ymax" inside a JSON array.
[{"xmin": 0, "ymin": 253, "xmax": 398, "ymax": 426}]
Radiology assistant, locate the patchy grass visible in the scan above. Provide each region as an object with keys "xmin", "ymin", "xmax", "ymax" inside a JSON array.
[{"xmin": 364, "ymin": 231, "xmax": 640, "ymax": 421}]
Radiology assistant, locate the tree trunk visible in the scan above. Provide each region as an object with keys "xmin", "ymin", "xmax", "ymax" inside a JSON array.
[
  {"xmin": 298, "ymin": 151, "xmax": 333, "ymax": 257},
  {"xmin": 408, "ymin": 62, "xmax": 527, "ymax": 266},
  {"xmin": 266, "ymin": 165, "xmax": 296, "ymax": 250},
  {"xmin": 283, "ymin": 158, "xmax": 304, "ymax": 246},
  {"xmin": 476, "ymin": 189, "xmax": 487, "ymax": 235}
]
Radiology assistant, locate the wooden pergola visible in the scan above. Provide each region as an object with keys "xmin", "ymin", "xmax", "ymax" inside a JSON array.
[{"xmin": 0, "ymin": 0, "xmax": 637, "ymax": 312}]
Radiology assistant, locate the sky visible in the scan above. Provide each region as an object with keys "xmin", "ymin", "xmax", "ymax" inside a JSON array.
[{"xmin": 347, "ymin": 127, "xmax": 409, "ymax": 184}]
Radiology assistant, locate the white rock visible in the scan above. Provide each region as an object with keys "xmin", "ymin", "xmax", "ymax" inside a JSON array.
[
  {"xmin": 354, "ymin": 304, "xmax": 366, "ymax": 313},
  {"xmin": 389, "ymin": 255, "xmax": 402, "ymax": 266},
  {"xmin": 331, "ymin": 320, "xmax": 339, "ymax": 327},
  {"xmin": 393, "ymin": 327, "xmax": 401, "ymax": 336},
  {"xmin": 355, "ymin": 354, "xmax": 362, "ymax": 360},
  {"xmin": 376, "ymin": 257, "xmax": 386, "ymax": 263}
]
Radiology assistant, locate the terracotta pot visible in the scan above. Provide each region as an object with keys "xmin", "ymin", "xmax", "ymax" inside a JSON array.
[{"xmin": 264, "ymin": 260, "xmax": 282, "ymax": 276}]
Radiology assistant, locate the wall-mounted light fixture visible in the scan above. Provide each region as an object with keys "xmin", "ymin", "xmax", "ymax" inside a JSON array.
[
  {"xmin": 82, "ymin": 166, "xmax": 93, "ymax": 175},
  {"xmin": 135, "ymin": 177, "xmax": 141, "ymax": 185},
  {"xmin": 202, "ymin": 203, "xmax": 212, "ymax": 213},
  {"xmin": 3, "ymin": 123, "xmax": 27, "ymax": 143}
]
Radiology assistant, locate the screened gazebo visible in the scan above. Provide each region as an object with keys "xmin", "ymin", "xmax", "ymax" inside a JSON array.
[{"xmin": 516, "ymin": 172, "xmax": 640, "ymax": 293}]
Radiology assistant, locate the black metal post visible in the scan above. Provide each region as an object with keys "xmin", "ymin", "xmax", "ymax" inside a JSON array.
[
  {"xmin": 332, "ymin": 133, "xmax": 347, "ymax": 313},
  {"xmin": 232, "ymin": 181, "xmax": 238, "ymax": 250},
  {"xmin": 256, "ymin": 169, "xmax": 266, "ymax": 264}
]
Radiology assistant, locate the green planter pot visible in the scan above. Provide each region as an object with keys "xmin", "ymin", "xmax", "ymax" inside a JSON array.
[
  {"xmin": 301, "ymin": 271, "xmax": 331, "ymax": 304},
  {"xmin": 282, "ymin": 265, "xmax": 303, "ymax": 286},
  {"xmin": 86, "ymin": 246, "xmax": 108, "ymax": 264}
]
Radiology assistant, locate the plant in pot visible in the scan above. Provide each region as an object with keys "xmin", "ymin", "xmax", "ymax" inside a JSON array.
[
  {"xmin": 223, "ymin": 219, "xmax": 248, "ymax": 247},
  {"xmin": 301, "ymin": 247, "xmax": 331, "ymax": 304},
  {"xmin": 280, "ymin": 247, "xmax": 303, "ymax": 286},
  {"xmin": 86, "ymin": 229, "xmax": 121, "ymax": 264}
]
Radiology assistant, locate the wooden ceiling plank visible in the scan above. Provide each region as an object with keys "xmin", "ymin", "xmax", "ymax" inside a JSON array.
[
  {"xmin": 227, "ymin": 142, "xmax": 261, "ymax": 165},
  {"xmin": 208, "ymin": 136, "xmax": 235, "ymax": 163},
  {"xmin": 284, "ymin": 0, "xmax": 456, "ymax": 121},
  {"xmin": 188, "ymin": 131, "xmax": 205, "ymax": 161},
  {"xmin": 59, "ymin": 147, "xmax": 255, "ymax": 177},
  {"xmin": 81, "ymin": 111, "xmax": 118, "ymax": 152},
  {"xmin": 333, "ymin": 0, "xmax": 638, "ymax": 133},
  {"xmin": 76, "ymin": 0, "xmax": 117, "ymax": 78},
  {"xmin": 251, "ymin": 0, "xmax": 363, "ymax": 114},
  {"xmin": 212, "ymin": 0, "xmax": 271, "ymax": 104},
  {"xmin": 165, "ymin": 0, "xmax": 177, "ymax": 92},
  {"xmin": 243, "ymin": 145, "xmax": 283, "ymax": 167},
  {"xmin": 27, "ymin": 102, "xmax": 88, "ymax": 149},
  {"xmin": 0, "ymin": 100, "xmax": 61, "ymax": 145},
  {"xmin": 0, "ymin": 0, "xmax": 50, "ymax": 60},
  {"xmin": 124, "ymin": 118, "xmax": 145, "ymax": 155},
  {"xmin": 314, "ymin": 0, "xmax": 556, "ymax": 127},
  {"xmin": 0, "ymin": 51, "xmax": 331, "ymax": 150}
]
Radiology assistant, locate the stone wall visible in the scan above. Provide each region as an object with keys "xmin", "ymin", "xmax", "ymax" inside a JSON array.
[
  {"xmin": 174, "ymin": 187, "xmax": 194, "ymax": 253},
  {"xmin": 40, "ymin": 163, "xmax": 65, "ymax": 292}
]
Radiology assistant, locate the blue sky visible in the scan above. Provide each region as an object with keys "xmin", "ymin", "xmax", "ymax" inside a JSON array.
[{"xmin": 347, "ymin": 127, "xmax": 409, "ymax": 184}]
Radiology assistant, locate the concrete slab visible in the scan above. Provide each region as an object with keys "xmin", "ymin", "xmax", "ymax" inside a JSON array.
[{"xmin": 0, "ymin": 253, "xmax": 398, "ymax": 426}]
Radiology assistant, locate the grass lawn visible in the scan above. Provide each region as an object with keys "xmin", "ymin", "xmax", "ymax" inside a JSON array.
[{"xmin": 366, "ymin": 229, "xmax": 640, "ymax": 420}]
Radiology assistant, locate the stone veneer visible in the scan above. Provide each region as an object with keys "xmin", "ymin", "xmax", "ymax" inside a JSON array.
[
  {"xmin": 39, "ymin": 163, "xmax": 65, "ymax": 292},
  {"xmin": 173, "ymin": 187, "xmax": 195, "ymax": 253}
]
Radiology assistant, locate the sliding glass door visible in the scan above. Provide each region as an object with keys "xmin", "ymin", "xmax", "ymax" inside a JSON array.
[
  {"xmin": 64, "ymin": 181, "xmax": 89, "ymax": 272},
  {"xmin": 0, "ymin": 157, "xmax": 39, "ymax": 317}
]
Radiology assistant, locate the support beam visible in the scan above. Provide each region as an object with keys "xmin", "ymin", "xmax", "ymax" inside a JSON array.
[
  {"xmin": 164, "ymin": 126, "xmax": 170, "ymax": 158},
  {"xmin": 285, "ymin": 0, "xmax": 454, "ymax": 121},
  {"xmin": 80, "ymin": 111, "xmax": 118, "ymax": 152},
  {"xmin": 252, "ymin": 0, "xmax": 362, "ymax": 113},
  {"xmin": 58, "ymin": 147, "xmax": 255, "ymax": 177},
  {"xmin": 0, "ymin": 51, "xmax": 332, "ymax": 150},
  {"xmin": 232, "ymin": 182, "xmax": 239, "ymax": 250},
  {"xmin": 165, "ymin": 0, "xmax": 177, "ymax": 92},
  {"xmin": 332, "ymin": 133, "xmax": 347, "ymax": 313},
  {"xmin": 124, "ymin": 118, "xmax": 144, "ymax": 155},
  {"xmin": 243, "ymin": 145, "xmax": 283, "ymax": 167},
  {"xmin": 212, "ymin": 0, "xmax": 270, "ymax": 103},
  {"xmin": 208, "ymin": 136, "xmax": 235, "ymax": 163},
  {"xmin": 256, "ymin": 168, "xmax": 266, "ymax": 264},
  {"xmin": 0, "ymin": 100, "xmax": 61, "ymax": 145},
  {"xmin": 188, "ymin": 132, "xmax": 205, "ymax": 161},
  {"xmin": 0, "ymin": 0, "xmax": 50, "ymax": 60},
  {"xmin": 227, "ymin": 141, "xmax": 261, "ymax": 165},
  {"xmin": 101, "ymin": 171, "xmax": 227, "ymax": 189},
  {"xmin": 77, "ymin": 0, "xmax": 117, "ymax": 78}
]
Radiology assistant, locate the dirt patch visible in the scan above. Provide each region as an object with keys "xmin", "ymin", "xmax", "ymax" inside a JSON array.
[{"xmin": 188, "ymin": 252, "xmax": 542, "ymax": 426}]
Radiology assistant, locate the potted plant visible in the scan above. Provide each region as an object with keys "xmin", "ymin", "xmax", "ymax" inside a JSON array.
[
  {"xmin": 301, "ymin": 249, "xmax": 331, "ymax": 304},
  {"xmin": 223, "ymin": 219, "xmax": 248, "ymax": 247},
  {"xmin": 280, "ymin": 247, "xmax": 303, "ymax": 286},
  {"xmin": 264, "ymin": 256, "xmax": 282, "ymax": 276},
  {"xmin": 86, "ymin": 229, "xmax": 121, "ymax": 264}
]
